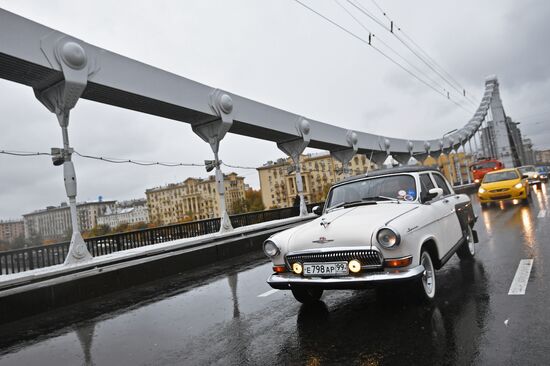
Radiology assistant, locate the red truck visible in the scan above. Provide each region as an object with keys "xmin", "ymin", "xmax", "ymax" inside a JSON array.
[{"xmin": 470, "ymin": 159, "xmax": 504, "ymax": 183}]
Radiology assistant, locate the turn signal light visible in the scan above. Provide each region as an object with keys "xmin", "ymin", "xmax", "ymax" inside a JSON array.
[
  {"xmin": 384, "ymin": 256, "xmax": 413, "ymax": 268},
  {"xmin": 273, "ymin": 265, "xmax": 287, "ymax": 273}
]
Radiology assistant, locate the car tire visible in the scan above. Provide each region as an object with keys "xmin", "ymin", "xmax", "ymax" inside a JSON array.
[
  {"xmin": 291, "ymin": 287, "xmax": 323, "ymax": 304},
  {"xmin": 416, "ymin": 250, "xmax": 436, "ymax": 302},
  {"xmin": 457, "ymin": 226, "xmax": 475, "ymax": 260}
]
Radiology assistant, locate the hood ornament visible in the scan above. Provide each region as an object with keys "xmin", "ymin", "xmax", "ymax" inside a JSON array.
[{"xmin": 312, "ymin": 236, "xmax": 334, "ymax": 244}]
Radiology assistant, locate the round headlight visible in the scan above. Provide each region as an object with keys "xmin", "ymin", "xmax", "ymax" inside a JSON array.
[
  {"xmin": 478, "ymin": 187, "xmax": 486, "ymax": 194},
  {"xmin": 377, "ymin": 228, "xmax": 400, "ymax": 248},
  {"xmin": 263, "ymin": 240, "xmax": 280, "ymax": 257}
]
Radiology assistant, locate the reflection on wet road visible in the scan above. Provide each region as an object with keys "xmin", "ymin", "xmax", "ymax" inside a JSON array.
[{"xmin": 0, "ymin": 184, "xmax": 549, "ymax": 365}]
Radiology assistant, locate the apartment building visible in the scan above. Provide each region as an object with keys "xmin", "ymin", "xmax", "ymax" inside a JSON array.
[
  {"xmin": 424, "ymin": 152, "xmax": 474, "ymax": 184},
  {"xmin": 257, "ymin": 153, "xmax": 374, "ymax": 209},
  {"xmin": 0, "ymin": 219, "xmax": 24, "ymax": 243},
  {"xmin": 23, "ymin": 200, "xmax": 116, "ymax": 241},
  {"xmin": 97, "ymin": 200, "xmax": 149, "ymax": 229},
  {"xmin": 146, "ymin": 173, "xmax": 246, "ymax": 225}
]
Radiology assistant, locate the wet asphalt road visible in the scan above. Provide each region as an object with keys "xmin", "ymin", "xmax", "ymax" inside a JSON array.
[{"xmin": 0, "ymin": 184, "xmax": 549, "ymax": 366}]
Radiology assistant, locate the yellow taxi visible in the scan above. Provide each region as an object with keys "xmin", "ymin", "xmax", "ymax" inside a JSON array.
[{"xmin": 478, "ymin": 168, "xmax": 530, "ymax": 206}]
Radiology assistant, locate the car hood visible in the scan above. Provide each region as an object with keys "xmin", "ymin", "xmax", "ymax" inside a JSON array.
[
  {"xmin": 481, "ymin": 178, "xmax": 520, "ymax": 190},
  {"xmin": 281, "ymin": 203, "xmax": 418, "ymax": 253}
]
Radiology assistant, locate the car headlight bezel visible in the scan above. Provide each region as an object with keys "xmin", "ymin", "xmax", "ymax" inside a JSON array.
[
  {"xmin": 263, "ymin": 240, "xmax": 280, "ymax": 257},
  {"xmin": 376, "ymin": 227, "xmax": 401, "ymax": 249}
]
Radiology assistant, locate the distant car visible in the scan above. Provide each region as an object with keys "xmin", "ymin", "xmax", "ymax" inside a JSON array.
[
  {"xmin": 470, "ymin": 159, "xmax": 504, "ymax": 184},
  {"xmin": 536, "ymin": 166, "xmax": 549, "ymax": 182},
  {"xmin": 263, "ymin": 166, "xmax": 478, "ymax": 304},
  {"xmin": 478, "ymin": 168, "xmax": 530, "ymax": 206},
  {"xmin": 518, "ymin": 165, "xmax": 541, "ymax": 186}
]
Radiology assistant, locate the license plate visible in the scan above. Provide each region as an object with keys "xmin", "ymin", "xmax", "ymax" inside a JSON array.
[{"xmin": 303, "ymin": 262, "xmax": 349, "ymax": 277}]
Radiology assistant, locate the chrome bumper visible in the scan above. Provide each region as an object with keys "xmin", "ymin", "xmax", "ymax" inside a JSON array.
[{"xmin": 267, "ymin": 265, "xmax": 425, "ymax": 290}]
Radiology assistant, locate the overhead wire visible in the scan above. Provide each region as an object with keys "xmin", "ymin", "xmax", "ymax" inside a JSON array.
[
  {"xmin": 334, "ymin": 0, "xmax": 456, "ymax": 99},
  {"xmin": 0, "ymin": 149, "xmax": 355, "ymax": 176},
  {"xmin": 291, "ymin": 0, "xmax": 474, "ymax": 114},
  {"xmin": 361, "ymin": 0, "xmax": 479, "ymax": 106},
  {"xmin": 347, "ymin": 0, "xmax": 476, "ymax": 107}
]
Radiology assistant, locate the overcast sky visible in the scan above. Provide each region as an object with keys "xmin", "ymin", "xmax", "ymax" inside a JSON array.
[{"xmin": 1, "ymin": 0, "xmax": 549, "ymax": 219}]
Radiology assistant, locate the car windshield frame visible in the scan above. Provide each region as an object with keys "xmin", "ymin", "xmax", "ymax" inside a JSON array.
[
  {"xmin": 325, "ymin": 174, "xmax": 419, "ymax": 210},
  {"xmin": 518, "ymin": 166, "xmax": 535, "ymax": 173},
  {"xmin": 482, "ymin": 170, "xmax": 519, "ymax": 183}
]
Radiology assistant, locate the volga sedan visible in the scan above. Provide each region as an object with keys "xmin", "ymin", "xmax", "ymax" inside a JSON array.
[
  {"xmin": 263, "ymin": 166, "xmax": 478, "ymax": 304},
  {"xmin": 478, "ymin": 168, "xmax": 530, "ymax": 206}
]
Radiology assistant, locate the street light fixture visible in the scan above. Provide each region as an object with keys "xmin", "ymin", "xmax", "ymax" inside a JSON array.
[{"xmin": 442, "ymin": 129, "xmax": 458, "ymax": 184}]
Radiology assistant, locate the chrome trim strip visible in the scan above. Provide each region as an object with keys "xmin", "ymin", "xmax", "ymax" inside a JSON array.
[
  {"xmin": 384, "ymin": 206, "xmax": 420, "ymax": 226},
  {"xmin": 267, "ymin": 265, "xmax": 425, "ymax": 288},
  {"xmin": 286, "ymin": 246, "xmax": 380, "ymax": 256}
]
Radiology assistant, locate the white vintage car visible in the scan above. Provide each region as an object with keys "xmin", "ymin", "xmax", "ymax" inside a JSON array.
[{"xmin": 263, "ymin": 166, "xmax": 478, "ymax": 304}]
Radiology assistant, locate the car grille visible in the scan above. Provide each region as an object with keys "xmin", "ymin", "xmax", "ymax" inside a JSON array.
[
  {"xmin": 490, "ymin": 195, "xmax": 511, "ymax": 200},
  {"xmin": 286, "ymin": 249, "xmax": 383, "ymax": 268},
  {"xmin": 490, "ymin": 188, "xmax": 510, "ymax": 193}
]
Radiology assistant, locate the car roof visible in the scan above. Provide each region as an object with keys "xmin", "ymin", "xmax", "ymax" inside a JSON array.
[{"xmin": 337, "ymin": 166, "xmax": 441, "ymax": 185}]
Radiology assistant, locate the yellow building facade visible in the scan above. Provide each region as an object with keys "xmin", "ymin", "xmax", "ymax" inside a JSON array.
[
  {"xmin": 257, "ymin": 153, "xmax": 375, "ymax": 209},
  {"xmin": 146, "ymin": 173, "xmax": 246, "ymax": 225},
  {"xmin": 423, "ymin": 152, "xmax": 474, "ymax": 184}
]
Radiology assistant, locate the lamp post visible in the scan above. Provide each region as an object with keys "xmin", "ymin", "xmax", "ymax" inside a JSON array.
[{"xmin": 443, "ymin": 129, "xmax": 458, "ymax": 184}]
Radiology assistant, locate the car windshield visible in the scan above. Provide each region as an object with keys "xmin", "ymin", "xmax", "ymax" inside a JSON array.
[
  {"xmin": 326, "ymin": 174, "xmax": 417, "ymax": 208},
  {"xmin": 483, "ymin": 171, "xmax": 519, "ymax": 183},
  {"xmin": 471, "ymin": 161, "xmax": 497, "ymax": 170},
  {"xmin": 518, "ymin": 166, "xmax": 535, "ymax": 173}
]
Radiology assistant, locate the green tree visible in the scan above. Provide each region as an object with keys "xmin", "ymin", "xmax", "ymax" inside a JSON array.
[
  {"xmin": 244, "ymin": 188, "xmax": 265, "ymax": 212},
  {"xmin": 11, "ymin": 235, "xmax": 26, "ymax": 250}
]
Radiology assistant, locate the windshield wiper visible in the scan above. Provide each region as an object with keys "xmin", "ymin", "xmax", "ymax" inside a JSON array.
[
  {"xmin": 326, "ymin": 200, "xmax": 360, "ymax": 212},
  {"xmin": 326, "ymin": 199, "xmax": 380, "ymax": 212},
  {"xmin": 362, "ymin": 195, "xmax": 400, "ymax": 202}
]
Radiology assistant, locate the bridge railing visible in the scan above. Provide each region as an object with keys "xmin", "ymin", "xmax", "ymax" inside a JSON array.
[{"xmin": 0, "ymin": 203, "xmax": 320, "ymax": 275}]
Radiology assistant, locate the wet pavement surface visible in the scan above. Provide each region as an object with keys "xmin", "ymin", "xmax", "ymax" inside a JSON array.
[{"xmin": 0, "ymin": 184, "xmax": 549, "ymax": 365}]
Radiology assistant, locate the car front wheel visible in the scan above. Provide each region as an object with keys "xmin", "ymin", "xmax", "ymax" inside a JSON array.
[
  {"xmin": 417, "ymin": 250, "xmax": 436, "ymax": 301},
  {"xmin": 291, "ymin": 287, "xmax": 323, "ymax": 304}
]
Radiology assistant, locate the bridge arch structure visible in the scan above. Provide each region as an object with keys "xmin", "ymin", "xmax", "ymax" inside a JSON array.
[{"xmin": 0, "ymin": 9, "xmax": 507, "ymax": 263}]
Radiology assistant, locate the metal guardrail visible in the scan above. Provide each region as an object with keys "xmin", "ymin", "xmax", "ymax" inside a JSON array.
[{"xmin": 0, "ymin": 204, "xmax": 320, "ymax": 275}]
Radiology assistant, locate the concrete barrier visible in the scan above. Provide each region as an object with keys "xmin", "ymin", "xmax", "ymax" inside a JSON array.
[{"xmin": 0, "ymin": 216, "xmax": 313, "ymax": 325}]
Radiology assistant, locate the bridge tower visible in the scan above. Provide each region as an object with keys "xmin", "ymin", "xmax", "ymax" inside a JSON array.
[{"xmin": 484, "ymin": 76, "xmax": 523, "ymax": 168}]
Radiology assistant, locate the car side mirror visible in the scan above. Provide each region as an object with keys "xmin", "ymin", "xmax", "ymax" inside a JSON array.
[
  {"xmin": 312, "ymin": 205, "xmax": 323, "ymax": 216},
  {"xmin": 427, "ymin": 187, "xmax": 444, "ymax": 201},
  {"xmin": 522, "ymin": 174, "xmax": 529, "ymax": 179}
]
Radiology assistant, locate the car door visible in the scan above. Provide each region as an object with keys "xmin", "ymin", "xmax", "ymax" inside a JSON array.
[
  {"xmin": 429, "ymin": 172, "xmax": 463, "ymax": 256},
  {"xmin": 417, "ymin": 173, "xmax": 447, "ymax": 258}
]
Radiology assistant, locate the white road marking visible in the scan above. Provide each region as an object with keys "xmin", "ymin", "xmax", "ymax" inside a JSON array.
[
  {"xmin": 538, "ymin": 209, "xmax": 547, "ymax": 218},
  {"xmin": 508, "ymin": 259, "xmax": 534, "ymax": 295},
  {"xmin": 258, "ymin": 289, "xmax": 279, "ymax": 298}
]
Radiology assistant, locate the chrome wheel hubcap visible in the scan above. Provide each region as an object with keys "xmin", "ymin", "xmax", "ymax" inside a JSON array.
[
  {"xmin": 421, "ymin": 253, "xmax": 435, "ymax": 297},
  {"xmin": 468, "ymin": 228, "xmax": 475, "ymax": 255}
]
